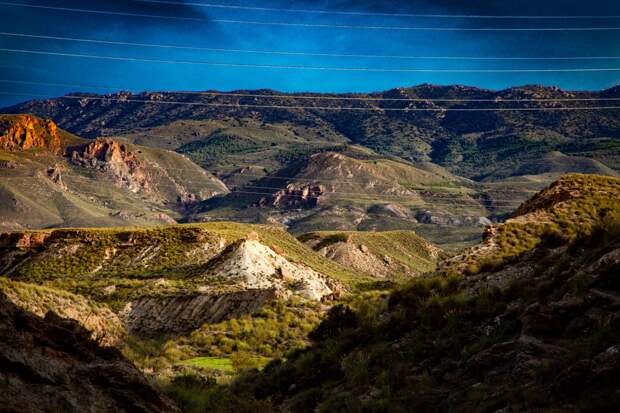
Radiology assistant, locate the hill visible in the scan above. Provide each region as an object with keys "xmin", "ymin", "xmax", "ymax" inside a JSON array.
[
  {"xmin": 198, "ymin": 174, "xmax": 620, "ymax": 412},
  {"xmin": 0, "ymin": 114, "xmax": 227, "ymax": 230},
  {"xmin": 190, "ymin": 151, "xmax": 514, "ymax": 247},
  {"xmin": 298, "ymin": 230, "xmax": 442, "ymax": 279},
  {"xmin": 442, "ymin": 174, "xmax": 620, "ymax": 276}
]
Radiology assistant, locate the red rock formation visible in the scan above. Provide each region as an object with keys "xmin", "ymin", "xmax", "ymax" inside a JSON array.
[
  {"xmin": 70, "ymin": 138, "xmax": 149, "ymax": 193},
  {"xmin": 0, "ymin": 115, "xmax": 61, "ymax": 154}
]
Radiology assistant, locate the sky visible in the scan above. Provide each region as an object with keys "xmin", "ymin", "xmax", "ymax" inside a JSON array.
[{"xmin": 0, "ymin": 0, "xmax": 619, "ymax": 107}]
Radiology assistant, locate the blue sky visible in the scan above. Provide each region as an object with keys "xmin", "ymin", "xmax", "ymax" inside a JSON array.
[{"xmin": 1, "ymin": 0, "xmax": 619, "ymax": 107}]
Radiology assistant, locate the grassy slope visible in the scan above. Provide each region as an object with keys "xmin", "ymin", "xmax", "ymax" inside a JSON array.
[
  {"xmin": 445, "ymin": 174, "xmax": 620, "ymax": 276},
  {"xmin": 298, "ymin": 230, "xmax": 441, "ymax": 277},
  {"xmin": 2, "ymin": 222, "xmax": 368, "ymax": 306}
]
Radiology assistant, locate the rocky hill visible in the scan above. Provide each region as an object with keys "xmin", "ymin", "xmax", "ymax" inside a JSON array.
[
  {"xmin": 0, "ymin": 291, "xmax": 179, "ymax": 412},
  {"xmin": 204, "ymin": 174, "xmax": 620, "ymax": 412},
  {"xmin": 441, "ymin": 174, "xmax": 620, "ymax": 276},
  {"xmin": 0, "ymin": 114, "xmax": 227, "ymax": 230},
  {"xmin": 0, "ymin": 222, "xmax": 369, "ymax": 337}
]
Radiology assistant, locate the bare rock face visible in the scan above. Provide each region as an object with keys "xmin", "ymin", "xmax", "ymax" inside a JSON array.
[
  {"xmin": 210, "ymin": 239, "xmax": 335, "ymax": 301},
  {"xmin": 120, "ymin": 289, "xmax": 278, "ymax": 337},
  {"xmin": 0, "ymin": 292, "xmax": 179, "ymax": 413},
  {"xmin": 270, "ymin": 184, "xmax": 325, "ymax": 209},
  {"xmin": 0, "ymin": 115, "xmax": 61, "ymax": 154},
  {"xmin": 70, "ymin": 138, "xmax": 149, "ymax": 193}
]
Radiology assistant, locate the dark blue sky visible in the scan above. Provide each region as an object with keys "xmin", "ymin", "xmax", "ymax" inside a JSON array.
[{"xmin": 1, "ymin": 0, "xmax": 619, "ymax": 107}]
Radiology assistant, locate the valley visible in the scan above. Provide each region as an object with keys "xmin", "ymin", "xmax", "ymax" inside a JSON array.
[{"xmin": 1, "ymin": 85, "xmax": 620, "ymax": 412}]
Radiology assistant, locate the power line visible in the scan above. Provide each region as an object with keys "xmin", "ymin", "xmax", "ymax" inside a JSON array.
[
  {"xmin": 3, "ymin": 48, "xmax": 620, "ymax": 73},
  {"xmin": 3, "ymin": 91, "xmax": 620, "ymax": 111},
  {"xmin": 4, "ymin": 31, "xmax": 620, "ymax": 61},
  {"xmin": 1, "ymin": 2, "xmax": 620, "ymax": 31},
  {"xmin": 3, "ymin": 79, "xmax": 620, "ymax": 102},
  {"xmin": 135, "ymin": 0, "xmax": 620, "ymax": 20}
]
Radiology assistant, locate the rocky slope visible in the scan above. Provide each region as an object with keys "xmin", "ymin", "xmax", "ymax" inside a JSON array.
[
  {"xmin": 0, "ymin": 114, "xmax": 228, "ymax": 230},
  {"xmin": 441, "ymin": 174, "xmax": 620, "ymax": 276},
  {"xmin": 0, "ymin": 291, "xmax": 179, "ymax": 412},
  {"xmin": 212, "ymin": 175, "xmax": 620, "ymax": 412},
  {"xmin": 0, "ymin": 223, "xmax": 361, "ymax": 336},
  {"xmin": 0, "ymin": 277, "xmax": 124, "ymax": 346},
  {"xmin": 192, "ymin": 150, "xmax": 507, "ymax": 246}
]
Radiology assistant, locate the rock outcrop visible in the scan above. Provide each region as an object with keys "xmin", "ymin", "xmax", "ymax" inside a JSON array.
[
  {"xmin": 0, "ymin": 292, "xmax": 179, "ymax": 413},
  {"xmin": 121, "ymin": 288, "xmax": 278, "ymax": 337},
  {"xmin": 210, "ymin": 239, "xmax": 335, "ymax": 301},
  {"xmin": 70, "ymin": 138, "xmax": 149, "ymax": 193},
  {"xmin": 270, "ymin": 184, "xmax": 325, "ymax": 209},
  {"xmin": 0, "ymin": 114, "xmax": 61, "ymax": 154}
]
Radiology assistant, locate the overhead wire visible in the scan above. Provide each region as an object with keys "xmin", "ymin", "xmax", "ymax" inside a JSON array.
[
  {"xmin": 2, "ymin": 91, "xmax": 620, "ymax": 111},
  {"xmin": 134, "ymin": 0, "xmax": 620, "ymax": 20},
  {"xmin": 1, "ymin": 2, "xmax": 620, "ymax": 31},
  {"xmin": 3, "ymin": 47, "xmax": 620, "ymax": 73},
  {"xmin": 3, "ymin": 32, "xmax": 620, "ymax": 61}
]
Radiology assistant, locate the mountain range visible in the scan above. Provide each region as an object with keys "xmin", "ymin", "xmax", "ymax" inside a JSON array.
[{"xmin": 3, "ymin": 84, "xmax": 619, "ymax": 246}]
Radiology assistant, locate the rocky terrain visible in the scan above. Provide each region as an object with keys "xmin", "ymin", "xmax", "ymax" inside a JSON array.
[
  {"xmin": 0, "ymin": 222, "xmax": 371, "ymax": 339},
  {"xmin": 209, "ymin": 174, "xmax": 620, "ymax": 412},
  {"xmin": 3, "ymin": 84, "xmax": 619, "ymax": 244},
  {"xmin": 0, "ymin": 114, "xmax": 62, "ymax": 154},
  {"xmin": 0, "ymin": 114, "xmax": 228, "ymax": 230},
  {"xmin": 0, "ymin": 291, "xmax": 179, "ymax": 412}
]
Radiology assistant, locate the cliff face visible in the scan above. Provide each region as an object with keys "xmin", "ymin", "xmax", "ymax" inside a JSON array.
[
  {"xmin": 121, "ymin": 288, "xmax": 278, "ymax": 337},
  {"xmin": 0, "ymin": 114, "xmax": 61, "ymax": 154},
  {"xmin": 70, "ymin": 138, "xmax": 150, "ymax": 193},
  {"xmin": 0, "ymin": 292, "xmax": 179, "ymax": 413}
]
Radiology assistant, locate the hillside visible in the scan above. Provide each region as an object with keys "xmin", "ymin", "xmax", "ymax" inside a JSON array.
[
  {"xmin": 5, "ymin": 85, "xmax": 619, "ymax": 181},
  {"xmin": 442, "ymin": 174, "xmax": 620, "ymax": 276},
  {"xmin": 0, "ymin": 291, "xmax": 179, "ymax": 412},
  {"xmin": 299, "ymin": 230, "xmax": 442, "ymax": 279},
  {"xmin": 0, "ymin": 221, "xmax": 377, "ymax": 340},
  {"xmin": 197, "ymin": 174, "xmax": 620, "ymax": 412},
  {"xmin": 190, "ymin": 151, "xmax": 516, "ymax": 246},
  {"xmin": 0, "ymin": 114, "xmax": 227, "ymax": 230}
]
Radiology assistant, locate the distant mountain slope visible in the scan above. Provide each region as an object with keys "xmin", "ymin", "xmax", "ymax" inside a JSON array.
[
  {"xmin": 190, "ymin": 151, "xmax": 512, "ymax": 246},
  {"xmin": 4, "ymin": 85, "xmax": 619, "ymax": 181},
  {"xmin": 0, "ymin": 114, "xmax": 227, "ymax": 230}
]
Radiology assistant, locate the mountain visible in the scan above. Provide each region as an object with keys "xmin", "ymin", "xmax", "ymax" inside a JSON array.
[
  {"xmin": 4, "ymin": 85, "xmax": 619, "ymax": 181},
  {"xmin": 204, "ymin": 174, "xmax": 620, "ymax": 412},
  {"xmin": 0, "ymin": 114, "xmax": 227, "ymax": 230},
  {"xmin": 0, "ymin": 291, "xmax": 179, "ymax": 412}
]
